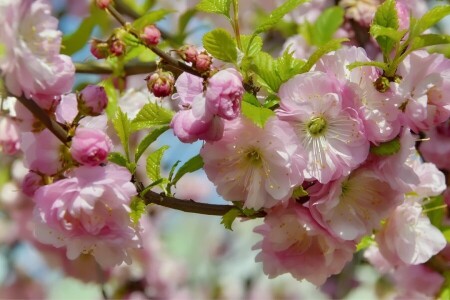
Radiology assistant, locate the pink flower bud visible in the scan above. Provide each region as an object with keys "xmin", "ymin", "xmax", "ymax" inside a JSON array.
[
  {"xmin": 109, "ymin": 37, "xmax": 126, "ymax": 57},
  {"xmin": 90, "ymin": 39, "xmax": 110, "ymax": 59},
  {"xmin": 21, "ymin": 172, "xmax": 44, "ymax": 197},
  {"xmin": 140, "ymin": 25, "xmax": 161, "ymax": 46},
  {"xmin": 195, "ymin": 52, "xmax": 212, "ymax": 73},
  {"xmin": 96, "ymin": 0, "xmax": 112, "ymax": 9},
  {"xmin": 70, "ymin": 128, "xmax": 112, "ymax": 166},
  {"xmin": 178, "ymin": 45, "xmax": 198, "ymax": 63},
  {"xmin": 145, "ymin": 71, "xmax": 175, "ymax": 98},
  {"xmin": 78, "ymin": 85, "xmax": 108, "ymax": 116}
]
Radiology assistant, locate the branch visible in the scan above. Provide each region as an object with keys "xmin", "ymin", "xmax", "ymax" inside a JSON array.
[
  {"xmin": 75, "ymin": 61, "xmax": 157, "ymax": 75},
  {"xmin": 15, "ymin": 96, "xmax": 68, "ymax": 145}
]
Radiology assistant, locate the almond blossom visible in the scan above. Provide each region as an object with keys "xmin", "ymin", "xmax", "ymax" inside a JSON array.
[
  {"xmin": 201, "ymin": 116, "xmax": 306, "ymax": 210},
  {"xmin": 277, "ymin": 71, "xmax": 369, "ymax": 183}
]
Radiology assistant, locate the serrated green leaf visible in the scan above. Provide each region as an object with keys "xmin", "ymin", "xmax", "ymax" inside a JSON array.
[
  {"xmin": 172, "ymin": 155, "xmax": 204, "ymax": 185},
  {"xmin": 131, "ymin": 102, "xmax": 174, "ymax": 131},
  {"xmin": 370, "ymin": 138, "xmax": 401, "ymax": 156},
  {"xmin": 146, "ymin": 146, "xmax": 169, "ymax": 183},
  {"xmin": 372, "ymin": 0, "xmax": 399, "ymax": 55},
  {"xmin": 275, "ymin": 47, "xmax": 305, "ymax": 82},
  {"xmin": 356, "ymin": 235, "xmax": 374, "ymax": 251},
  {"xmin": 409, "ymin": 34, "xmax": 450, "ymax": 51},
  {"xmin": 370, "ymin": 25, "xmax": 405, "ymax": 42},
  {"xmin": 129, "ymin": 197, "xmax": 147, "ymax": 224},
  {"xmin": 254, "ymin": 0, "xmax": 306, "ymax": 34},
  {"xmin": 135, "ymin": 125, "xmax": 170, "ymax": 163},
  {"xmin": 243, "ymin": 92, "xmax": 261, "ymax": 106},
  {"xmin": 196, "ymin": 0, "xmax": 231, "ymax": 18},
  {"xmin": 411, "ymin": 5, "xmax": 450, "ymax": 38},
  {"xmin": 252, "ymin": 52, "xmax": 282, "ymax": 93},
  {"xmin": 311, "ymin": 6, "xmax": 344, "ymax": 46},
  {"xmin": 240, "ymin": 35, "xmax": 263, "ymax": 57},
  {"xmin": 202, "ymin": 28, "xmax": 238, "ymax": 63},
  {"xmin": 112, "ymin": 108, "xmax": 131, "ymax": 160},
  {"xmin": 241, "ymin": 101, "xmax": 275, "ymax": 128},
  {"xmin": 108, "ymin": 152, "xmax": 128, "ymax": 167},
  {"xmin": 299, "ymin": 38, "xmax": 347, "ymax": 73},
  {"xmin": 132, "ymin": 9, "xmax": 173, "ymax": 31},
  {"xmin": 221, "ymin": 207, "xmax": 241, "ymax": 230},
  {"xmin": 103, "ymin": 79, "xmax": 118, "ymax": 119}
]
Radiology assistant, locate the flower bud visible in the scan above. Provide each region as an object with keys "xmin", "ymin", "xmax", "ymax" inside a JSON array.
[
  {"xmin": 78, "ymin": 85, "xmax": 108, "ymax": 116},
  {"xmin": 146, "ymin": 71, "xmax": 175, "ymax": 98},
  {"xmin": 70, "ymin": 128, "xmax": 112, "ymax": 166},
  {"xmin": 109, "ymin": 37, "xmax": 126, "ymax": 57},
  {"xmin": 178, "ymin": 45, "xmax": 198, "ymax": 63},
  {"xmin": 90, "ymin": 39, "xmax": 110, "ymax": 59},
  {"xmin": 96, "ymin": 0, "xmax": 112, "ymax": 9},
  {"xmin": 195, "ymin": 52, "xmax": 212, "ymax": 73},
  {"xmin": 140, "ymin": 25, "xmax": 161, "ymax": 46},
  {"xmin": 21, "ymin": 172, "xmax": 44, "ymax": 197}
]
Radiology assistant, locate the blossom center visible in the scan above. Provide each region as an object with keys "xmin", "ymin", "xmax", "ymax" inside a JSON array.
[
  {"xmin": 307, "ymin": 116, "xmax": 327, "ymax": 136},
  {"xmin": 245, "ymin": 148, "xmax": 262, "ymax": 166}
]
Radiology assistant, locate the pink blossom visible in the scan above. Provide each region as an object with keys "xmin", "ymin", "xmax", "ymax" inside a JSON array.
[
  {"xmin": 33, "ymin": 164, "xmax": 141, "ymax": 268},
  {"xmin": 55, "ymin": 93, "xmax": 78, "ymax": 125},
  {"xmin": 70, "ymin": 128, "xmax": 112, "ymax": 166},
  {"xmin": 21, "ymin": 172, "xmax": 44, "ymax": 197},
  {"xmin": 0, "ymin": 0, "xmax": 74, "ymax": 105},
  {"xmin": 308, "ymin": 167, "xmax": 402, "ymax": 241},
  {"xmin": 375, "ymin": 202, "xmax": 446, "ymax": 267},
  {"xmin": 315, "ymin": 47, "xmax": 401, "ymax": 143},
  {"xmin": 0, "ymin": 116, "xmax": 20, "ymax": 155},
  {"xmin": 407, "ymin": 162, "xmax": 446, "ymax": 202},
  {"xmin": 253, "ymin": 202, "xmax": 355, "ymax": 285},
  {"xmin": 277, "ymin": 71, "xmax": 369, "ymax": 183},
  {"xmin": 420, "ymin": 121, "xmax": 450, "ymax": 171},
  {"xmin": 393, "ymin": 51, "xmax": 450, "ymax": 132},
  {"xmin": 201, "ymin": 117, "xmax": 306, "ymax": 210},
  {"xmin": 393, "ymin": 265, "xmax": 445, "ymax": 299},
  {"xmin": 205, "ymin": 68, "xmax": 244, "ymax": 120},
  {"xmin": 21, "ymin": 129, "xmax": 63, "ymax": 175},
  {"xmin": 363, "ymin": 245, "xmax": 394, "ymax": 274},
  {"xmin": 78, "ymin": 85, "xmax": 108, "ymax": 116}
]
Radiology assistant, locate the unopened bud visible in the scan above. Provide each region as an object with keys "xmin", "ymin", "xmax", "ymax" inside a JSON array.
[
  {"xmin": 109, "ymin": 37, "xmax": 126, "ymax": 57},
  {"xmin": 78, "ymin": 85, "xmax": 108, "ymax": 116},
  {"xmin": 195, "ymin": 52, "xmax": 212, "ymax": 73},
  {"xmin": 141, "ymin": 25, "xmax": 161, "ymax": 46},
  {"xmin": 96, "ymin": 0, "xmax": 112, "ymax": 9},
  {"xmin": 178, "ymin": 45, "xmax": 198, "ymax": 63},
  {"xmin": 90, "ymin": 39, "xmax": 110, "ymax": 59},
  {"xmin": 146, "ymin": 71, "xmax": 175, "ymax": 98}
]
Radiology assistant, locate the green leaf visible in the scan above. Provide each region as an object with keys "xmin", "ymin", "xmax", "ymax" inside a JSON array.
[
  {"xmin": 299, "ymin": 38, "xmax": 347, "ymax": 73},
  {"xmin": 356, "ymin": 235, "xmax": 374, "ymax": 251},
  {"xmin": 62, "ymin": 17, "xmax": 96, "ymax": 55},
  {"xmin": 243, "ymin": 92, "xmax": 261, "ymax": 107},
  {"xmin": 370, "ymin": 25, "xmax": 405, "ymax": 42},
  {"xmin": 168, "ymin": 160, "xmax": 181, "ymax": 182},
  {"xmin": 443, "ymin": 228, "xmax": 450, "ymax": 243},
  {"xmin": 311, "ymin": 6, "xmax": 345, "ymax": 46},
  {"xmin": 241, "ymin": 101, "xmax": 275, "ymax": 128},
  {"xmin": 411, "ymin": 5, "xmax": 450, "ymax": 37},
  {"xmin": 146, "ymin": 146, "xmax": 169, "ymax": 183},
  {"xmin": 178, "ymin": 8, "xmax": 197, "ymax": 34},
  {"xmin": 196, "ymin": 0, "xmax": 232, "ymax": 18},
  {"xmin": 370, "ymin": 138, "xmax": 401, "ymax": 156},
  {"xmin": 424, "ymin": 195, "xmax": 445, "ymax": 228},
  {"xmin": 202, "ymin": 28, "xmax": 238, "ymax": 63},
  {"xmin": 135, "ymin": 125, "xmax": 170, "ymax": 163},
  {"xmin": 240, "ymin": 34, "xmax": 263, "ymax": 57},
  {"xmin": 275, "ymin": 47, "xmax": 305, "ymax": 82},
  {"xmin": 129, "ymin": 197, "xmax": 147, "ymax": 224},
  {"xmin": 252, "ymin": 52, "xmax": 282, "ymax": 93},
  {"xmin": 112, "ymin": 108, "xmax": 132, "ymax": 160},
  {"xmin": 103, "ymin": 79, "xmax": 119, "ymax": 119},
  {"xmin": 171, "ymin": 155, "xmax": 204, "ymax": 185},
  {"xmin": 409, "ymin": 34, "xmax": 450, "ymax": 51},
  {"xmin": 221, "ymin": 208, "xmax": 241, "ymax": 230},
  {"xmin": 372, "ymin": 0, "xmax": 399, "ymax": 55},
  {"xmin": 254, "ymin": 0, "xmax": 306, "ymax": 35},
  {"xmin": 131, "ymin": 102, "xmax": 174, "ymax": 131},
  {"xmin": 131, "ymin": 9, "xmax": 173, "ymax": 31},
  {"xmin": 108, "ymin": 152, "xmax": 128, "ymax": 167}
]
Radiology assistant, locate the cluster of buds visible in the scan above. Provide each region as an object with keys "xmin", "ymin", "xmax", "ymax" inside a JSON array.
[
  {"xmin": 140, "ymin": 25, "xmax": 161, "ymax": 46},
  {"xmin": 177, "ymin": 46, "xmax": 212, "ymax": 73},
  {"xmin": 145, "ymin": 70, "xmax": 175, "ymax": 98},
  {"xmin": 90, "ymin": 36, "xmax": 126, "ymax": 58}
]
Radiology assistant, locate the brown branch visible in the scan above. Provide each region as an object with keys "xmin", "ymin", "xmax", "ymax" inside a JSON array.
[
  {"xmin": 15, "ymin": 96, "xmax": 68, "ymax": 145},
  {"xmin": 75, "ymin": 61, "xmax": 157, "ymax": 75}
]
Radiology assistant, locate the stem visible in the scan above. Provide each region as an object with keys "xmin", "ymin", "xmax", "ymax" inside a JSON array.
[
  {"xmin": 75, "ymin": 61, "xmax": 157, "ymax": 75},
  {"xmin": 232, "ymin": 0, "xmax": 242, "ymax": 50},
  {"xmin": 106, "ymin": 4, "xmax": 202, "ymax": 78},
  {"xmin": 15, "ymin": 96, "xmax": 68, "ymax": 145}
]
